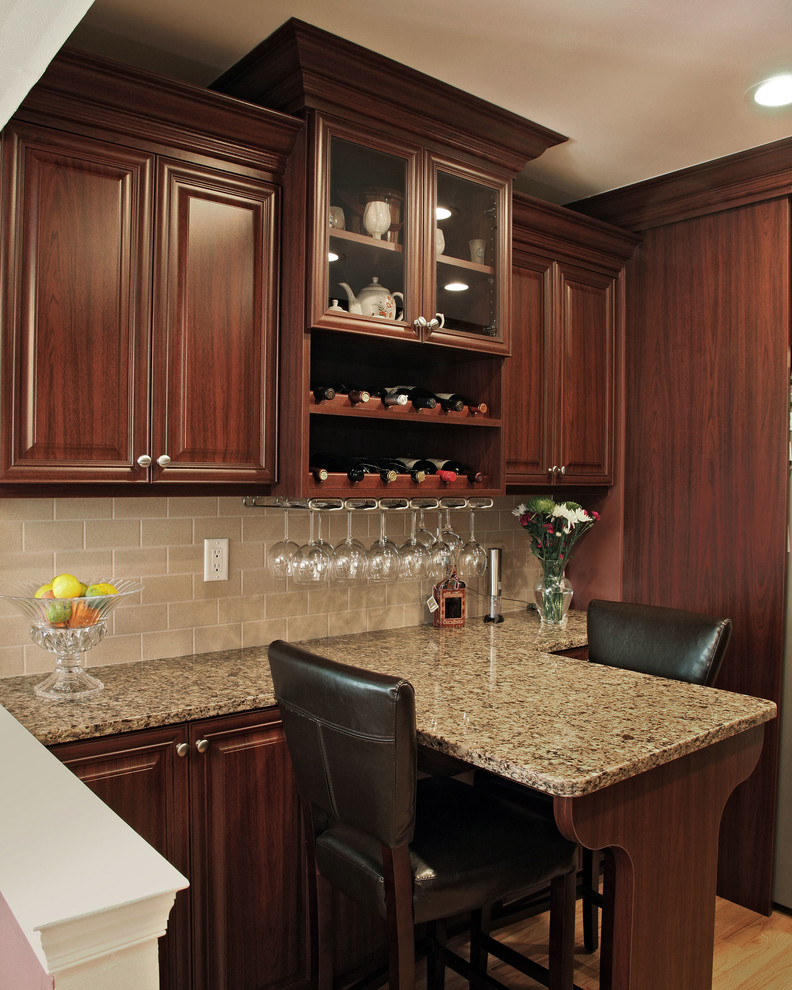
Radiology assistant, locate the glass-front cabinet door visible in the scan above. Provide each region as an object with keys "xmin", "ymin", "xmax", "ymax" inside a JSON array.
[
  {"xmin": 313, "ymin": 124, "xmax": 420, "ymax": 341},
  {"xmin": 426, "ymin": 159, "xmax": 510, "ymax": 352},
  {"xmin": 310, "ymin": 122, "xmax": 510, "ymax": 354}
]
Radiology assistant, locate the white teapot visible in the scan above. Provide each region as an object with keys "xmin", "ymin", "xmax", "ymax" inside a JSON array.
[{"xmin": 339, "ymin": 277, "xmax": 404, "ymax": 321}]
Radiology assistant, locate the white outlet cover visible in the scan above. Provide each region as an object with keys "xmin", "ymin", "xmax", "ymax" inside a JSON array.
[{"xmin": 203, "ymin": 538, "xmax": 229, "ymax": 581}]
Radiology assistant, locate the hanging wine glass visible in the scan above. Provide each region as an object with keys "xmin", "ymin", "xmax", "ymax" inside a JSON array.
[
  {"xmin": 266, "ymin": 506, "xmax": 300, "ymax": 578},
  {"xmin": 400, "ymin": 510, "xmax": 431, "ymax": 581},
  {"xmin": 367, "ymin": 505, "xmax": 401, "ymax": 583},
  {"xmin": 440, "ymin": 506, "xmax": 463, "ymax": 565},
  {"xmin": 333, "ymin": 507, "xmax": 369, "ymax": 583},
  {"xmin": 457, "ymin": 506, "xmax": 488, "ymax": 581},
  {"xmin": 415, "ymin": 507, "xmax": 435, "ymax": 548},
  {"xmin": 292, "ymin": 510, "xmax": 334, "ymax": 585},
  {"xmin": 428, "ymin": 510, "xmax": 454, "ymax": 583}
]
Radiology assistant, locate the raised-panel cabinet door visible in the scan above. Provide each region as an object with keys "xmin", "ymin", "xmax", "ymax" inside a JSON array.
[
  {"xmin": 188, "ymin": 709, "xmax": 309, "ymax": 990},
  {"xmin": 151, "ymin": 160, "xmax": 279, "ymax": 484},
  {"xmin": 50, "ymin": 726, "xmax": 193, "ymax": 990},
  {"xmin": 0, "ymin": 123, "xmax": 152, "ymax": 482},
  {"xmin": 556, "ymin": 263, "xmax": 616, "ymax": 485},
  {"xmin": 505, "ymin": 257, "xmax": 554, "ymax": 484}
]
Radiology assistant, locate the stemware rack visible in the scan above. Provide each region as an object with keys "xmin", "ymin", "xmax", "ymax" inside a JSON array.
[{"xmin": 242, "ymin": 495, "xmax": 494, "ymax": 513}]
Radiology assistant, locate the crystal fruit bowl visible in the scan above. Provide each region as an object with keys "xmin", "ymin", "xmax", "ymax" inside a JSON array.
[{"xmin": 0, "ymin": 578, "xmax": 143, "ymax": 701}]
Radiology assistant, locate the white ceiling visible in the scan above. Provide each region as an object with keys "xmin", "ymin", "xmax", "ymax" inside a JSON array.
[{"xmin": 65, "ymin": 0, "xmax": 792, "ymax": 204}]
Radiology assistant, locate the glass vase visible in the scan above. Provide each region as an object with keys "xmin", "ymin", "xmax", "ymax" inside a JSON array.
[{"xmin": 533, "ymin": 559, "xmax": 573, "ymax": 625}]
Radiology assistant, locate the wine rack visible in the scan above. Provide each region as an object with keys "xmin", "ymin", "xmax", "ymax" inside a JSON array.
[{"xmin": 301, "ymin": 331, "xmax": 504, "ymax": 497}]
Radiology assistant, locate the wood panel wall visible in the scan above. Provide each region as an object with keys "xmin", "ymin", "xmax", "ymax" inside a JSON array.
[{"xmin": 596, "ymin": 193, "xmax": 790, "ymax": 913}]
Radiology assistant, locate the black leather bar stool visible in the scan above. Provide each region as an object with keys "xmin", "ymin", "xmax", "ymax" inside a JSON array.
[
  {"xmin": 267, "ymin": 639, "xmax": 579, "ymax": 990},
  {"xmin": 475, "ymin": 599, "xmax": 732, "ymax": 956},
  {"xmin": 580, "ymin": 598, "xmax": 732, "ymax": 949}
]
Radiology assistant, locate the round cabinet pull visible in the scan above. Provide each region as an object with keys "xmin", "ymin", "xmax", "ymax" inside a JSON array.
[
  {"xmin": 157, "ymin": 454, "xmax": 171, "ymax": 467},
  {"xmin": 548, "ymin": 465, "xmax": 558, "ymax": 479},
  {"xmin": 413, "ymin": 316, "xmax": 428, "ymax": 330},
  {"xmin": 559, "ymin": 465, "xmax": 567, "ymax": 476},
  {"xmin": 195, "ymin": 738, "xmax": 210, "ymax": 754},
  {"xmin": 136, "ymin": 454, "xmax": 152, "ymax": 467},
  {"xmin": 175, "ymin": 742, "xmax": 189, "ymax": 758}
]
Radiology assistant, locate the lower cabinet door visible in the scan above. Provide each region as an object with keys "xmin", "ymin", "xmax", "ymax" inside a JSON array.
[
  {"xmin": 50, "ymin": 725, "xmax": 193, "ymax": 990},
  {"xmin": 188, "ymin": 709, "xmax": 310, "ymax": 990},
  {"xmin": 52, "ymin": 706, "xmax": 387, "ymax": 989}
]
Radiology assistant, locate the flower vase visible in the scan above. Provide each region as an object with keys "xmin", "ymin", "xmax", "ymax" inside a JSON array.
[{"xmin": 534, "ymin": 559, "xmax": 573, "ymax": 624}]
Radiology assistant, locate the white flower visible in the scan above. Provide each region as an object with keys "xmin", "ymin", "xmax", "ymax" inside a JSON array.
[
  {"xmin": 512, "ymin": 503, "xmax": 528, "ymax": 517},
  {"xmin": 551, "ymin": 503, "xmax": 589, "ymax": 533}
]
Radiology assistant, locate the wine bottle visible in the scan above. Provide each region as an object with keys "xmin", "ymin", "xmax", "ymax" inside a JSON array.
[
  {"xmin": 377, "ymin": 457, "xmax": 427, "ymax": 483},
  {"xmin": 426, "ymin": 458, "xmax": 465, "ymax": 475},
  {"xmin": 382, "ymin": 386, "xmax": 437, "ymax": 410},
  {"xmin": 357, "ymin": 459, "xmax": 398, "ymax": 483},
  {"xmin": 310, "ymin": 453, "xmax": 366, "ymax": 483},
  {"xmin": 311, "ymin": 384, "xmax": 336, "ymax": 402},
  {"xmin": 368, "ymin": 388, "xmax": 409, "ymax": 407},
  {"xmin": 433, "ymin": 393, "xmax": 488, "ymax": 415},
  {"xmin": 311, "ymin": 466, "xmax": 329, "ymax": 483},
  {"xmin": 330, "ymin": 384, "xmax": 371, "ymax": 404},
  {"xmin": 433, "ymin": 392, "xmax": 465, "ymax": 412},
  {"xmin": 393, "ymin": 457, "xmax": 436, "ymax": 476},
  {"xmin": 425, "ymin": 457, "xmax": 480, "ymax": 485}
]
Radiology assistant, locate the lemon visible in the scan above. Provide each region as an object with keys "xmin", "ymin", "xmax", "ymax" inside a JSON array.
[
  {"xmin": 85, "ymin": 582, "xmax": 118, "ymax": 597},
  {"xmin": 51, "ymin": 573, "xmax": 84, "ymax": 599},
  {"xmin": 34, "ymin": 582, "xmax": 53, "ymax": 598}
]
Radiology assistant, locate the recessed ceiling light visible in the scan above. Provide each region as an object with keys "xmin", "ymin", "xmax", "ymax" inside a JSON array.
[
  {"xmin": 328, "ymin": 251, "xmax": 339, "ymax": 262},
  {"xmin": 444, "ymin": 281, "xmax": 469, "ymax": 292},
  {"xmin": 436, "ymin": 206, "xmax": 452, "ymax": 221},
  {"xmin": 751, "ymin": 73, "xmax": 792, "ymax": 107}
]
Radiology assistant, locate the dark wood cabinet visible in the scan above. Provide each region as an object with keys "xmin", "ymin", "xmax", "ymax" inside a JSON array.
[
  {"xmin": 213, "ymin": 19, "xmax": 568, "ymax": 498},
  {"xmin": 0, "ymin": 50, "xmax": 300, "ymax": 490},
  {"xmin": 0, "ymin": 123, "xmax": 152, "ymax": 483},
  {"xmin": 51, "ymin": 709, "xmax": 310, "ymax": 990},
  {"xmin": 150, "ymin": 159, "xmax": 279, "ymax": 484},
  {"xmin": 50, "ymin": 725, "xmax": 192, "ymax": 988},
  {"xmin": 187, "ymin": 710, "xmax": 308, "ymax": 990},
  {"xmin": 506, "ymin": 194, "xmax": 638, "ymax": 489}
]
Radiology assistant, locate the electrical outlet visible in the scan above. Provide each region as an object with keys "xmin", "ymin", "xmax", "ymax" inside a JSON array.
[{"xmin": 203, "ymin": 538, "xmax": 229, "ymax": 581}]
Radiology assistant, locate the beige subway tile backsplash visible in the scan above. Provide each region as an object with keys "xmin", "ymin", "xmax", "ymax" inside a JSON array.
[
  {"xmin": 86, "ymin": 518, "xmax": 142, "ymax": 549},
  {"xmin": 0, "ymin": 495, "xmax": 532, "ymax": 679},
  {"xmin": 24, "ymin": 520, "xmax": 84, "ymax": 552}
]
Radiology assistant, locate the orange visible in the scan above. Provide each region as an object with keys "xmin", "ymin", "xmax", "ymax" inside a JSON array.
[{"xmin": 69, "ymin": 601, "xmax": 102, "ymax": 627}]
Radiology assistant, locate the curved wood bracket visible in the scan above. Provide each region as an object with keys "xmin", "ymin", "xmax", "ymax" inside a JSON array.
[{"xmin": 554, "ymin": 724, "xmax": 765, "ymax": 990}]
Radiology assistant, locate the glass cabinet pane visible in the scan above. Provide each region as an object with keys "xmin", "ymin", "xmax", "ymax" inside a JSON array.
[
  {"xmin": 434, "ymin": 171, "xmax": 499, "ymax": 338},
  {"xmin": 326, "ymin": 138, "xmax": 407, "ymax": 323}
]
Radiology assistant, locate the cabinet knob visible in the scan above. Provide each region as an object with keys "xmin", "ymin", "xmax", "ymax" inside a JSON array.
[
  {"xmin": 549, "ymin": 465, "xmax": 558, "ymax": 479},
  {"xmin": 137, "ymin": 454, "xmax": 152, "ymax": 467},
  {"xmin": 157, "ymin": 454, "xmax": 171, "ymax": 467},
  {"xmin": 413, "ymin": 317, "xmax": 428, "ymax": 330},
  {"xmin": 195, "ymin": 738, "xmax": 210, "ymax": 754},
  {"xmin": 559, "ymin": 465, "xmax": 566, "ymax": 476},
  {"xmin": 175, "ymin": 742, "xmax": 189, "ymax": 758}
]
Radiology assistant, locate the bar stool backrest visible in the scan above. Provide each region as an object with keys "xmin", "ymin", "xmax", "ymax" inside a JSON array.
[
  {"xmin": 587, "ymin": 599, "xmax": 732, "ymax": 687},
  {"xmin": 268, "ymin": 640, "xmax": 417, "ymax": 849}
]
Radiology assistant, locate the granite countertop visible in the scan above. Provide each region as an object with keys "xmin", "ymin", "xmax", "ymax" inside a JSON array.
[
  {"xmin": 0, "ymin": 610, "xmax": 586, "ymax": 747},
  {"xmin": 302, "ymin": 616, "xmax": 776, "ymax": 796},
  {"xmin": 0, "ymin": 608, "xmax": 776, "ymax": 797}
]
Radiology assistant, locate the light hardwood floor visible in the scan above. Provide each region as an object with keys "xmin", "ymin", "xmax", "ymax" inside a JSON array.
[{"xmin": 416, "ymin": 898, "xmax": 792, "ymax": 990}]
